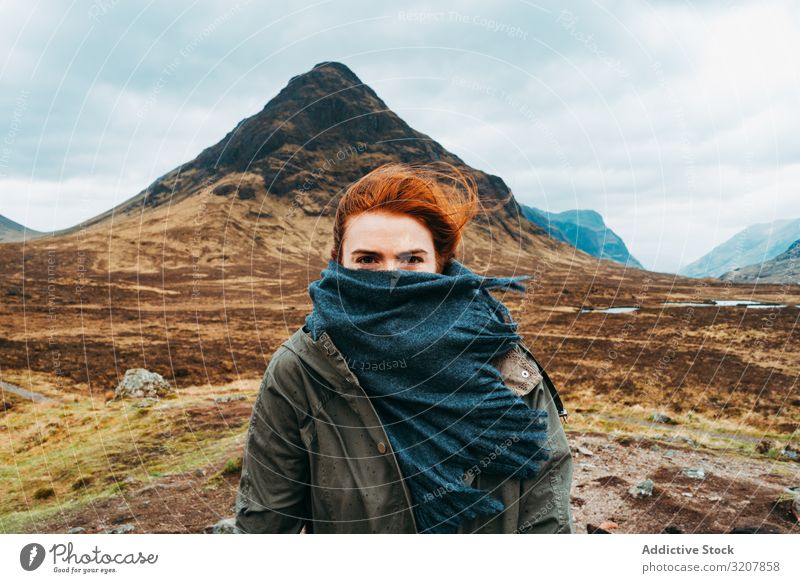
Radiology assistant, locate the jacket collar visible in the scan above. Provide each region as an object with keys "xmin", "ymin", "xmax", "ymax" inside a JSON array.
[{"xmin": 284, "ymin": 324, "xmax": 364, "ymax": 399}]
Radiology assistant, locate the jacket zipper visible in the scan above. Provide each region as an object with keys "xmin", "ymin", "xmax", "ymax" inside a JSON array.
[{"xmin": 320, "ymin": 332, "xmax": 420, "ymax": 534}]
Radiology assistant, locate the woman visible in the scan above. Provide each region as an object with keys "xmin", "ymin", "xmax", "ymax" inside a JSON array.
[{"xmin": 235, "ymin": 161, "xmax": 574, "ymax": 534}]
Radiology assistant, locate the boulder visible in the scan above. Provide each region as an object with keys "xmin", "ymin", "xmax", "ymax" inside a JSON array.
[
  {"xmin": 794, "ymin": 493, "xmax": 800, "ymax": 522},
  {"xmin": 102, "ymin": 523, "xmax": 135, "ymax": 534},
  {"xmin": 629, "ymin": 479, "xmax": 654, "ymax": 498},
  {"xmin": 213, "ymin": 394, "xmax": 246, "ymax": 403},
  {"xmin": 682, "ymin": 467, "xmax": 706, "ymax": 479},
  {"xmin": 206, "ymin": 517, "xmax": 239, "ymax": 534},
  {"xmin": 649, "ymin": 412, "xmax": 675, "ymax": 424},
  {"xmin": 114, "ymin": 369, "xmax": 174, "ymax": 400},
  {"xmin": 755, "ymin": 439, "xmax": 773, "ymax": 454},
  {"xmin": 779, "ymin": 444, "xmax": 799, "ymax": 461}
]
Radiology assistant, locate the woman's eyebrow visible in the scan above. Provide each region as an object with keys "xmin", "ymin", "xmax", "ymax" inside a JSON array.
[{"xmin": 350, "ymin": 249, "xmax": 428, "ymax": 255}]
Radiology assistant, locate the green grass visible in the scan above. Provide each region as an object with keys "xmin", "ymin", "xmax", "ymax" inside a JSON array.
[
  {"xmin": 0, "ymin": 385, "xmax": 254, "ymax": 533},
  {"xmin": 564, "ymin": 401, "xmax": 797, "ymax": 459}
]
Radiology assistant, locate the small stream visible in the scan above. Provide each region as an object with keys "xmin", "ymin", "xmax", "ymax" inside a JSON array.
[
  {"xmin": 0, "ymin": 380, "xmax": 59, "ymax": 403},
  {"xmin": 580, "ymin": 299, "xmax": 793, "ymax": 314}
]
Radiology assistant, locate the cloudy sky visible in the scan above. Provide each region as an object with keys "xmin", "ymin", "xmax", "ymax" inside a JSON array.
[{"xmin": 1, "ymin": 0, "xmax": 798, "ymax": 272}]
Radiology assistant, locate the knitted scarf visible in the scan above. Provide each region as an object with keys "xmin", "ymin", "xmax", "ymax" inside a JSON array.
[{"xmin": 304, "ymin": 258, "xmax": 551, "ymax": 533}]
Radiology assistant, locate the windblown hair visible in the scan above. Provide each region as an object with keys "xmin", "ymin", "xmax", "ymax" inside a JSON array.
[{"xmin": 331, "ymin": 161, "xmax": 481, "ymax": 273}]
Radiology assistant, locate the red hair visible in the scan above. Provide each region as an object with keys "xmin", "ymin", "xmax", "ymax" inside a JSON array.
[{"xmin": 331, "ymin": 161, "xmax": 480, "ymax": 273}]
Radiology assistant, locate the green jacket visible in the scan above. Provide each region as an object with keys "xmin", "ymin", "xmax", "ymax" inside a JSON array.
[{"xmin": 234, "ymin": 323, "xmax": 575, "ymax": 533}]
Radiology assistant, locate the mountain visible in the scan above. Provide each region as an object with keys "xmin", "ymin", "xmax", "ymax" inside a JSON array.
[
  {"xmin": 13, "ymin": 60, "xmax": 620, "ymax": 280},
  {"xmin": 68, "ymin": 61, "xmax": 537, "ymax": 236},
  {"xmin": 0, "ymin": 61, "xmax": 623, "ymax": 291},
  {"xmin": 719, "ymin": 239, "xmax": 800, "ymax": 284},
  {"xmin": 520, "ymin": 205, "xmax": 644, "ymax": 269},
  {"xmin": 679, "ymin": 218, "xmax": 800, "ymax": 278},
  {"xmin": 0, "ymin": 214, "xmax": 45, "ymax": 243}
]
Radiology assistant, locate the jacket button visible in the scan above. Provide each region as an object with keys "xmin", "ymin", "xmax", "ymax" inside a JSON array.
[
  {"xmin": 377, "ymin": 441, "xmax": 387, "ymax": 454},
  {"xmin": 521, "ymin": 370, "xmax": 530, "ymax": 378}
]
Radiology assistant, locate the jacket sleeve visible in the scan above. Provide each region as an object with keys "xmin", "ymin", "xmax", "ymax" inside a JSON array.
[
  {"xmin": 234, "ymin": 346, "xmax": 312, "ymax": 533},
  {"xmin": 515, "ymin": 345, "xmax": 576, "ymax": 534}
]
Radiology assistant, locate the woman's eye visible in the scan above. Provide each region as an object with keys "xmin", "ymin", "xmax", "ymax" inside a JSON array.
[
  {"xmin": 403, "ymin": 255, "xmax": 423, "ymax": 263},
  {"xmin": 355, "ymin": 256, "xmax": 377, "ymax": 264}
]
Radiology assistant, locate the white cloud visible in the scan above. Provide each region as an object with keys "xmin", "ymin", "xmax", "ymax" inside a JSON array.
[{"xmin": 0, "ymin": 175, "xmax": 145, "ymax": 232}]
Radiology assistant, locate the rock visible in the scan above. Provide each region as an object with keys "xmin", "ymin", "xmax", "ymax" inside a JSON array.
[
  {"xmin": 236, "ymin": 186, "xmax": 256, "ymax": 200},
  {"xmin": 134, "ymin": 398, "xmax": 158, "ymax": 408},
  {"xmin": 707, "ymin": 495, "xmax": 722, "ymax": 502},
  {"xmin": 114, "ymin": 369, "xmax": 174, "ymax": 400},
  {"xmin": 212, "ymin": 184, "xmax": 236, "ymax": 196},
  {"xmin": 778, "ymin": 444, "xmax": 799, "ymax": 461},
  {"xmin": 729, "ymin": 525, "xmax": 781, "ymax": 534},
  {"xmin": 599, "ymin": 520, "xmax": 619, "ymax": 530},
  {"xmin": 683, "ymin": 467, "xmax": 706, "ymax": 479},
  {"xmin": 616, "ymin": 435, "xmax": 636, "ymax": 446},
  {"xmin": 664, "ymin": 526, "xmax": 683, "ymax": 534},
  {"xmin": 576, "ymin": 446, "xmax": 594, "ymax": 456},
  {"xmin": 656, "ymin": 434, "xmax": 697, "ymax": 446},
  {"xmin": 194, "ymin": 468, "xmax": 206, "ymax": 477},
  {"xmin": 755, "ymin": 439, "xmax": 773, "ymax": 454},
  {"xmin": 587, "ymin": 523, "xmax": 611, "ymax": 534},
  {"xmin": 650, "ymin": 412, "xmax": 675, "ymax": 424},
  {"xmin": 681, "ymin": 492, "xmax": 694, "ymax": 497},
  {"xmin": 67, "ymin": 527, "xmax": 86, "ymax": 534},
  {"xmin": 212, "ymin": 184, "xmax": 256, "ymax": 200},
  {"xmin": 137, "ymin": 483, "xmax": 166, "ymax": 494},
  {"xmin": 629, "ymin": 479, "xmax": 654, "ymax": 498},
  {"xmin": 102, "ymin": 523, "xmax": 135, "ymax": 534},
  {"xmin": 213, "ymin": 395, "xmax": 247, "ymax": 403},
  {"xmin": 206, "ymin": 517, "xmax": 239, "ymax": 534},
  {"xmin": 774, "ymin": 490, "xmax": 800, "ymax": 523}
]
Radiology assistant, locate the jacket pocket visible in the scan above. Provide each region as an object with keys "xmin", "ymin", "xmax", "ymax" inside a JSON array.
[{"xmin": 493, "ymin": 345, "xmax": 544, "ymax": 397}]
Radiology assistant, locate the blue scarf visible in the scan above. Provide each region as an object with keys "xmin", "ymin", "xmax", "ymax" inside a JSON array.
[{"xmin": 304, "ymin": 258, "xmax": 551, "ymax": 533}]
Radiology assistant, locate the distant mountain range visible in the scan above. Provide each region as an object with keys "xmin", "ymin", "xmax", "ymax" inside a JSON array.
[
  {"xmin": 520, "ymin": 205, "xmax": 644, "ymax": 269},
  {"xmin": 720, "ymin": 238, "xmax": 800, "ymax": 284},
  {"xmin": 679, "ymin": 218, "xmax": 800, "ymax": 278},
  {"xmin": 0, "ymin": 214, "xmax": 46, "ymax": 243}
]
